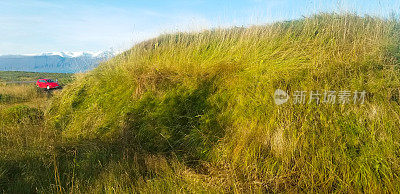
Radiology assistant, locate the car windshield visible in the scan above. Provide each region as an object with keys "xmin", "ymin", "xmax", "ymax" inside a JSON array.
[{"xmin": 46, "ymin": 79, "xmax": 55, "ymax": 83}]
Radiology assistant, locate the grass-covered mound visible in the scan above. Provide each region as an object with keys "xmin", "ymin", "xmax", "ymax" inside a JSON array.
[{"xmin": 47, "ymin": 14, "xmax": 400, "ymax": 192}]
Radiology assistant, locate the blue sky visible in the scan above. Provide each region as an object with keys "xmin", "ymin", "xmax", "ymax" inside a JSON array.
[{"xmin": 0, "ymin": 0, "xmax": 399, "ymax": 55}]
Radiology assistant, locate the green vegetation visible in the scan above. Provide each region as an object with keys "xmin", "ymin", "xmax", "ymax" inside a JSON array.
[
  {"xmin": 0, "ymin": 71, "xmax": 72, "ymax": 107},
  {"xmin": 0, "ymin": 71, "xmax": 74, "ymax": 84},
  {"xmin": 2, "ymin": 13, "xmax": 400, "ymax": 193}
]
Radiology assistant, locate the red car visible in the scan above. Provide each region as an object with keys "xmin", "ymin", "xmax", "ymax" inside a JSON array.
[{"xmin": 36, "ymin": 79, "xmax": 61, "ymax": 90}]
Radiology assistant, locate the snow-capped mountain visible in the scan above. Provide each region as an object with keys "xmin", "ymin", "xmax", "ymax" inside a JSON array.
[{"xmin": 0, "ymin": 50, "xmax": 119, "ymax": 73}]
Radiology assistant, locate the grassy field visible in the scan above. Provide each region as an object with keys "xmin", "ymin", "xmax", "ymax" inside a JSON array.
[
  {"xmin": 0, "ymin": 75, "xmax": 63, "ymax": 192},
  {"xmin": 1, "ymin": 13, "xmax": 400, "ymax": 193},
  {"xmin": 0, "ymin": 71, "xmax": 74, "ymax": 83},
  {"xmin": 0, "ymin": 71, "xmax": 73, "ymax": 109}
]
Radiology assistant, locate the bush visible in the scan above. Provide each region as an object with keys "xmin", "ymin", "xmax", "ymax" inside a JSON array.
[{"xmin": 2, "ymin": 105, "xmax": 43, "ymax": 125}]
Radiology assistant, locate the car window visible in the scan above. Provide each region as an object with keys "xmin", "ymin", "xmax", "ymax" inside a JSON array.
[
  {"xmin": 46, "ymin": 79, "xmax": 54, "ymax": 83},
  {"xmin": 39, "ymin": 80, "xmax": 46, "ymax": 83}
]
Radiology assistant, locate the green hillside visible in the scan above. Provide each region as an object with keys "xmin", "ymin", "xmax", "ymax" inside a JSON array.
[{"xmin": 2, "ymin": 13, "xmax": 400, "ymax": 193}]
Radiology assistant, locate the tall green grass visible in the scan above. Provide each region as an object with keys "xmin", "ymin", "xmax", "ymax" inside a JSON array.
[
  {"xmin": 0, "ymin": 83, "xmax": 61, "ymax": 193},
  {"xmin": 1, "ymin": 13, "xmax": 400, "ymax": 193}
]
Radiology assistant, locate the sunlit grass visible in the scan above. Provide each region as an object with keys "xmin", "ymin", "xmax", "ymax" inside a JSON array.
[{"xmin": 1, "ymin": 13, "xmax": 400, "ymax": 193}]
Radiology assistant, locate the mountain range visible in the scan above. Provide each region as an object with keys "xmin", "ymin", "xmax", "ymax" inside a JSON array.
[{"xmin": 0, "ymin": 51, "xmax": 118, "ymax": 73}]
